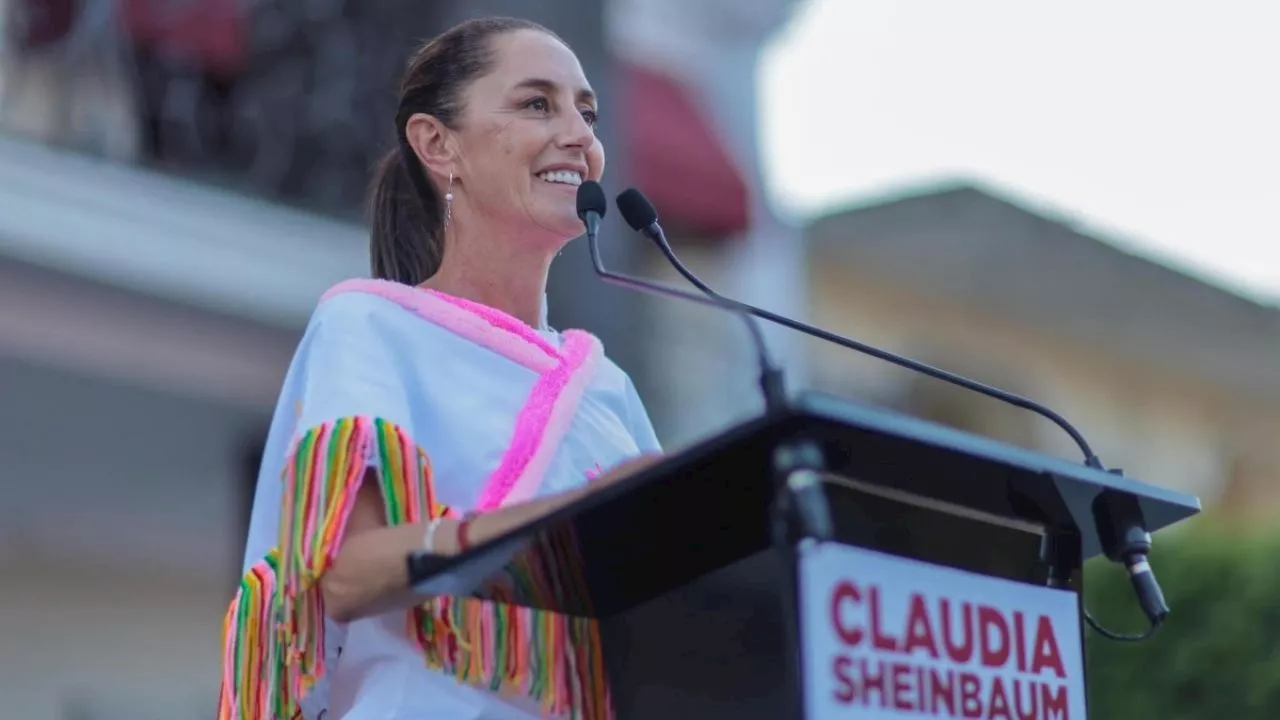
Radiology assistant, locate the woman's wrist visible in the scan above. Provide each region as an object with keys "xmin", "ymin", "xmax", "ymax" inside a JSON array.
[
  {"xmin": 428, "ymin": 519, "xmax": 462, "ymax": 556},
  {"xmin": 456, "ymin": 513, "xmax": 476, "ymax": 553},
  {"xmin": 426, "ymin": 486, "xmax": 594, "ymax": 558}
]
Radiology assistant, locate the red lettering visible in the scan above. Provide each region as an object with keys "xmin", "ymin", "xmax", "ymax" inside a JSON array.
[
  {"xmin": 861, "ymin": 657, "xmax": 888, "ymax": 707},
  {"xmin": 978, "ymin": 607, "xmax": 1011, "ymax": 668},
  {"xmin": 1013, "ymin": 612, "xmax": 1027, "ymax": 672},
  {"xmin": 1013, "ymin": 679, "xmax": 1039, "ymax": 720},
  {"xmin": 1030, "ymin": 615, "xmax": 1066, "ymax": 679},
  {"xmin": 914, "ymin": 664, "xmax": 927, "ymax": 712},
  {"xmin": 830, "ymin": 581, "xmax": 864, "ymax": 647},
  {"xmin": 986, "ymin": 676, "xmax": 1012, "ymax": 720},
  {"xmin": 870, "ymin": 587, "xmax": 899, "ymax": 651},
  {"xmin": 827, "ymin": 580, "xmax": 1074, "ymax": 720},
  {"xmin": 929, "ymin": 668, "xmax": 955, "ymax": 715},
  {"xmin": 941, "ymin": 599, "xmax": 974, "ymax": 663},
  {"xmin": 1041, "ymin": 683, "xmax": 1069, "ymax": 720},
  {"xmin": 891, "ymin": 662, "xmax": 913, "ymax": 711},
  {"xmin": 832, "ymin": 655, "xmax": 855, "ymax": 704},
  {"xmin": 902, "ymin": 593, "xmax": 940, "ymax": 659},
  {"xmin": 959, "ymin": 673, "xmax": 983, "ymax": 718}
]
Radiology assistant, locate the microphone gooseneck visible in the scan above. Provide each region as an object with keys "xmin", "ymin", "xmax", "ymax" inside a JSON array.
[
  {"xmin": 615, "ymin": 189, "xmax": 1102, "ymax": 470},
  {"xmin": 575, "ymin": 181, "xmax": 788, "ymax": 415},
  {"xmin": 616, "ymin": 186, "xmax": 1167, "ymax": 642}
]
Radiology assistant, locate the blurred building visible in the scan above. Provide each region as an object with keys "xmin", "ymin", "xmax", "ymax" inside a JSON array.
[
  {"xmin": 803, "ymin": 182, "xmax": 1280, "ymax": 518},
  {"xmin": 0, "ymin": 135, "xmax": 363, "ymax": 717}
]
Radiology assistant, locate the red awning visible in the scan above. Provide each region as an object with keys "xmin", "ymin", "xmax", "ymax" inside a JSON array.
[
  {"xmin": 122, "ymin": 0, "xmax": 247, "ymax": 76},
  {"xmin": 619, "ymin": 63, "xmax": 750, "ymax": 239}
]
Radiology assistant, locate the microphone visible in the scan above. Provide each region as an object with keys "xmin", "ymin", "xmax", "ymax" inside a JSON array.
[
  {"xmin": 615, "ymin": 187, "xmax": 1168, "ymax": 642},
  {"xmin": 575, "ymin": 181, "xmax": 789, "ymax": 416},
  {"xmin": 616, "ymin": 189, "xmax": 1103, "ymax": 467},
  {"xmin": 578, "ymin": 181, "xmax": 831, "ymax": 541}
]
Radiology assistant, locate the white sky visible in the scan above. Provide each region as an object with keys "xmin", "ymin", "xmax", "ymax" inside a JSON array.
[{"xmin": 759, "ymin": 0, "xmax": 1280, "ymax": 304}]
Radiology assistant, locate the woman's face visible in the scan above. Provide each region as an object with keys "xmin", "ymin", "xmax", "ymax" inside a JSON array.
[{"xmin": 452, "ymin": 30, "xmax": 605, "ymax": 245}]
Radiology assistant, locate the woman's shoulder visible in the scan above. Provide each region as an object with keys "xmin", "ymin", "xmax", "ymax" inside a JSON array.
[
  {"xmin": 309, "ymin": 278, "xmax": 530, "ymax": 345},
  {"xmin": 292, "ymin": 279, "xmax": 471, "ymax": 380},
  {"xmin": 310, "ymin": 278, "xmax": 420, "ymax": 328},
  {"xmin": 302, "ymin": 278, "xmax": 564, "ymax": 377},
  {"xmin": 306, "ymin": 278, "xmax": 472, "ymax": 347}
]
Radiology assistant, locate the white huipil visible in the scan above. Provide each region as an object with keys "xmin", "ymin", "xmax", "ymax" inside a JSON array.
[{"xmin": 221, "ymin": 279, "xmax": 661, "ymax": 720}]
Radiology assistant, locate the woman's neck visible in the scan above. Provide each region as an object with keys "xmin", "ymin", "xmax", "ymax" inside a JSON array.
[{"xmin": 422, "ymin": 241, "xmax": 555, "ymax": 330}]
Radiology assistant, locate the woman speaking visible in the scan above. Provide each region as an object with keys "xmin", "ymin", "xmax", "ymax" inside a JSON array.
[{"xmin": 219, "ymin": 17, "xmax": 662, "ymax": 720}]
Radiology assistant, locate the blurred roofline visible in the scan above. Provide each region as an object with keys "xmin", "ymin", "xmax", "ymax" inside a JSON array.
[
  {"xmin": 809, "ymin": 176, "xmax": 1280, "ymax": 311},
  {"xmin": 0, "ymin": 135, "xmax": 367, "ymax": 328},
  {"xmin": 807, "ymin": 180, "xmax": 1280, "ymax": 404}
]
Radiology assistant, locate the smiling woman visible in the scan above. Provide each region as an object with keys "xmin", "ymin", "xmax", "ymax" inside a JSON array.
[
  {"xmin": 218, "ymin": 16, "xmax": 662, "ymax": 720},
  {"xmin": 368, "ymin": 18, "xmax": 604, "ymax": 302}
]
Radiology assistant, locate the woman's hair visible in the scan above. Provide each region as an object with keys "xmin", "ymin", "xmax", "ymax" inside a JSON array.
[{"xmin": 368, "ymin": 17, "xmax": 561, "ymax": 285}]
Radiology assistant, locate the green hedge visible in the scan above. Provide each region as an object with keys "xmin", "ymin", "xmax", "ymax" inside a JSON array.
[{"xmin": 1085, "ymin": 522, "xmax": 1280, "ymax": 717}]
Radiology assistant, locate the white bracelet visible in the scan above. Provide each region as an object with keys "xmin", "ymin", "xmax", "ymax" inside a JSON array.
[{"xmin": 423, "ymin": 518, "xmax": 444, "ymax": 554}]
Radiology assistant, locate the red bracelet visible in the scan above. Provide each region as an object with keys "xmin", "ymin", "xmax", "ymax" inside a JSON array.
[{"xmin": 457, "ymin": 514, "xmax": 475, "ymax": 553}]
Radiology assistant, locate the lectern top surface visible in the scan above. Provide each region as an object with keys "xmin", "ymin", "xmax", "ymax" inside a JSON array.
[{"xmin": 792, "ymin": 391, "xmax": 1201, "ymax": 524}]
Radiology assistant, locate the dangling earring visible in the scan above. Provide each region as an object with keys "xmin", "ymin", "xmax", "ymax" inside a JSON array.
[{"xmin": 443, "ymin": 172, "xmax": 455, "ymax": 230}]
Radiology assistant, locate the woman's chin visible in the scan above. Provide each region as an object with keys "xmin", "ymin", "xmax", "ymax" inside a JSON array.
[{"xmin": 528, "ymin": 206, "xmax": 590, "ymax": 240}]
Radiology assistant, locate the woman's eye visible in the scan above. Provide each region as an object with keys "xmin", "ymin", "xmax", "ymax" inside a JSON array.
[
  {"xmin": 525, "ymin": 97, "xmax": 550, "ymax": 112},
  {"xmin": 581, "ymin": 109, "xmax": 599, "ymax": 127}
]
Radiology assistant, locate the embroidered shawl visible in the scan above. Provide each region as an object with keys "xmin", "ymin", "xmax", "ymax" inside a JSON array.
[{"xmin": 218, "ymin": 279, "xmax": 661, "ymax": 720}]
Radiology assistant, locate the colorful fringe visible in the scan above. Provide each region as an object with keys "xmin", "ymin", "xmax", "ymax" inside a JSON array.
[
  {"xmin": 218, "ymin": 416, "xmax": 612, "ymax": 720},
  {"xmin": 413, "ymin": 523, "xmax": 610, "ymax": 719},
  {"xmin": 219, "ymin": 550, "xmax": 284, "ymax": 719},
  {"xmin": 218, "ymin": 416, "xmax": 444, "ymax": 719}
]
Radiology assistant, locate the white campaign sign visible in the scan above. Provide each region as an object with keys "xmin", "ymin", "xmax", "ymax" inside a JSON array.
[{"xmin": 799, "ymin": 543, "xmax": 1087, "ymax": 720}]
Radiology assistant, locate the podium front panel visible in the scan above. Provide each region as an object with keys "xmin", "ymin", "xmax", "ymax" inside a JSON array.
[
  {"xmin": 798, "ymin": 542, "xmax": 1087, "ymax": 720},
  {"xmin": 600, "ymin": 549, "xmax": 792, "ymax": 719}
]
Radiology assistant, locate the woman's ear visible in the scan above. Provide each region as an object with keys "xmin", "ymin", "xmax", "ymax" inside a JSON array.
[{"xmin": 404, "ymin": 113, "xmax": 458, "ymax": 181}]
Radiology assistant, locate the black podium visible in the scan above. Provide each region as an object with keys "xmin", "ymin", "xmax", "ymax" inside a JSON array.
[{"xmin": 409, "ymin": 392, "xmax": 1200, "ymax": 719}]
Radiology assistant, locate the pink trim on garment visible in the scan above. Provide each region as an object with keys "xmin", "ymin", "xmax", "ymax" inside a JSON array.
[
  {"xmin": 321, "ymin": 278, "xmax": 558, "ymax": 373},
  {"xmin": 319, "ymin": 278, "xmax": 604, "ymax": 511},
  {"xmin": 477, "ymin": 331, "xmax": 602, "ymax": 511}
]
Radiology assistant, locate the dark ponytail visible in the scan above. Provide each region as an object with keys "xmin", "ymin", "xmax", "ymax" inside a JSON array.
[
  {"xmin": 368, "ymin": 146, "xmax": 445, "ymax": 284},
  {"xmin": 367, "ymin": 16, "xmax": 561, "ymax": 285}
]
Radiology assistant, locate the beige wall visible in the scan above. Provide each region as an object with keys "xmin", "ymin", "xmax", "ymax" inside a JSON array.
[
  {"xmin": 0, "ymin": 276, "xmax": 273, "ymax": 719},
  {"xmin": 806, "ymin": 256, "xmax": 1280, "ymax": 517},
  {"xmin": 0, "ymin": 552, "xmax": 223, "ymax": 719}
]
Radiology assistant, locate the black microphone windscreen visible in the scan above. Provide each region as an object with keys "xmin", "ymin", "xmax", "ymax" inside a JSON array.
[
  {"xmin": 576, "ymin": 181, "xmax": 608, "ymax": 220},
  {"xmin": 616, "ymin": 188, "xmax": 659, "ymax": 231}
]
